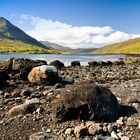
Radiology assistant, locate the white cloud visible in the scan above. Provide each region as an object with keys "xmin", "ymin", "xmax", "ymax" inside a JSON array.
[{"xmin": 19, "ymin": 14, "xmax": 140, "ymax": 48}]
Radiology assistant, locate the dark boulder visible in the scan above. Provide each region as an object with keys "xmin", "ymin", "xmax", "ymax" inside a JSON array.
[
  {"xmin": 113, "ymin": 61, "xmax": 120, "ymax": 65},
  {"xmin": 105, "ymin": 61, "xmax": 113, "ymax": 66},
  {"xmin": 88, "ymin": 61, "xmax": 98, "ymax": 66},
  {"xmin": 71, "ymin": 61, "xmax": 81, "ymax": 66},
  {"xmin": 113, "ymin": 61, "xmax": 125, "ymax": 65},
  {"xmin": 97, "ymin": 61, "xmax": 106, "ymax": 66},
  {"xmin": 119, "ymin": 61, "xmax": 125, "ymax": 65},
  {"xmin": 52, "ymin": 81, "xmax": 120, "ymax": 123},
  {"xmin": 50, "ymin": 60, "xmax": 64, "ymax": 69}
]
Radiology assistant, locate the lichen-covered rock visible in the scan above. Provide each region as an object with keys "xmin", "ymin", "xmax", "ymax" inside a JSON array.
[
  {"xmin": 50, "ymin": 60, "xmax": 64, "ymax": 69},
  {"xmin": 52, "ymin": 81, "xmax": 120, "ymax": 123},
  {"xmin": 28, "ymin": 65, "xmax": 59, "ymax": 85}
]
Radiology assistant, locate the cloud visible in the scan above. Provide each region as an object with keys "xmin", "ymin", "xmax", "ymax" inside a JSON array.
[{"xmin": 19, "ymin": 14, "xmax": 140, "ymax": 48}]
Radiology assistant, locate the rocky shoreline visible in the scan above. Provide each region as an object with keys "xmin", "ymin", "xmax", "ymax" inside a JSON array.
[{"xmin": 0, "ymin": 58, "xmax": 140, "ymax": 140}]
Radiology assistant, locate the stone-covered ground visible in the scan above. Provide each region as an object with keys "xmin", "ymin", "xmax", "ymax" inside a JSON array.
[{"xmin": 0, "ymin": 61, "xmax": 140, "ymax": 140}]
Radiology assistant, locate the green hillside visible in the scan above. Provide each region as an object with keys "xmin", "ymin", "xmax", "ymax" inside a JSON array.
[
  {"xmin": 93, "ymin": 38, "xmax": 140, "ymax": 54},
  {"xmin": 0, "ymin": 39, "xmax": 48, "ymax": 54},
  {"xmin": 0, "ymin": 17, "xmax": 48, "ymax": 49},
  {"xmin": 0, "ymin": 17, "xmax": 51, "ymax": 54}
]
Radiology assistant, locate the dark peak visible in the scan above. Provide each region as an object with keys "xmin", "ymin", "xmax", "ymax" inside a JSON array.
[
  {"xmin": 0, "ymin": 17, "xmax": 9, "ymax": 23},
  {"xmin": 0, "ymin": 17, "xmax": 7, "ymax": 20},
  {"xmin": 0, "ymin": 17, "xmax": 11, "ymax": 29}
]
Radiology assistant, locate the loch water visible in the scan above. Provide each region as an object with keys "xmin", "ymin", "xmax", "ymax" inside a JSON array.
[{"xmin": 0, "ymin": 54, "xmax": 125, "ymax": 66}]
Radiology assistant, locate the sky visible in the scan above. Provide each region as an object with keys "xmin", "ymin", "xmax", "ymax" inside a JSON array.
[{"xmin": 0, "ymin": 0, "xmax": 140, "ymax": 48}]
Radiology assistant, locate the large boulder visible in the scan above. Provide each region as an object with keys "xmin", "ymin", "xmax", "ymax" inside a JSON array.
[
  {"xmin": 28, "ymin": 65, "xmax": 59, "ymax": 85},
  {"xmin": 52, "ymin": 81, "xmax": 120, "ymax": 123},
  {"xmin": 50, "ymin": 60, "xmax": 64, "ymax": 69},
  {"xmin": 12, "ymin": 58, "xmax": 47, "ymax": 80}
]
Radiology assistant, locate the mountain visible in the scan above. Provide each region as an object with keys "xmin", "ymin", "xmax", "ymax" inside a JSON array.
[
  {"xmin": 0, "ymin": 17, "xmax": 49, "ymax": 53},
  {"xmin": 93, "ymin": 38, "xmax": 140, "ymax": 54},
  {"xmin": 41, "ymin": 41, "xmax": 96, "ymax": 54},
  {"xmin": 41, "ymin": 41, "xmax": 72, "ymax": 51},
  {"xmin": 71, "ymin": 48, "xmax": 96, "ymax": 54}
]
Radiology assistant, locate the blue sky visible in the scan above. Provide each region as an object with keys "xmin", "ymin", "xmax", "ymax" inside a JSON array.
[{"xmin": 0, "ymin": 0, "xmax": 140, "ymax": 48}]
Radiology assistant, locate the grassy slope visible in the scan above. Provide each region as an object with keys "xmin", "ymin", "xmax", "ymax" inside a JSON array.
[
  {"xmin": 0, "ymin": 39, "xmax": 49, "ymax": 54},
  {"xmin": 93, "ymin": 38, "xmax": 140, "ymax": 54}
]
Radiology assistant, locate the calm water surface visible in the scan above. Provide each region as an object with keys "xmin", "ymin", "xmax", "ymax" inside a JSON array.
[{"xmin": 0, "ymin": 54, "xmax": 125, "ymax": 66}]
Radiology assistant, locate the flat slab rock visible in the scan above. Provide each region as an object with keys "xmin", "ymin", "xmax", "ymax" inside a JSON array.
[{"xmin": 52, "ymin": 81, "xmax": 120, "ymax": 123}]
